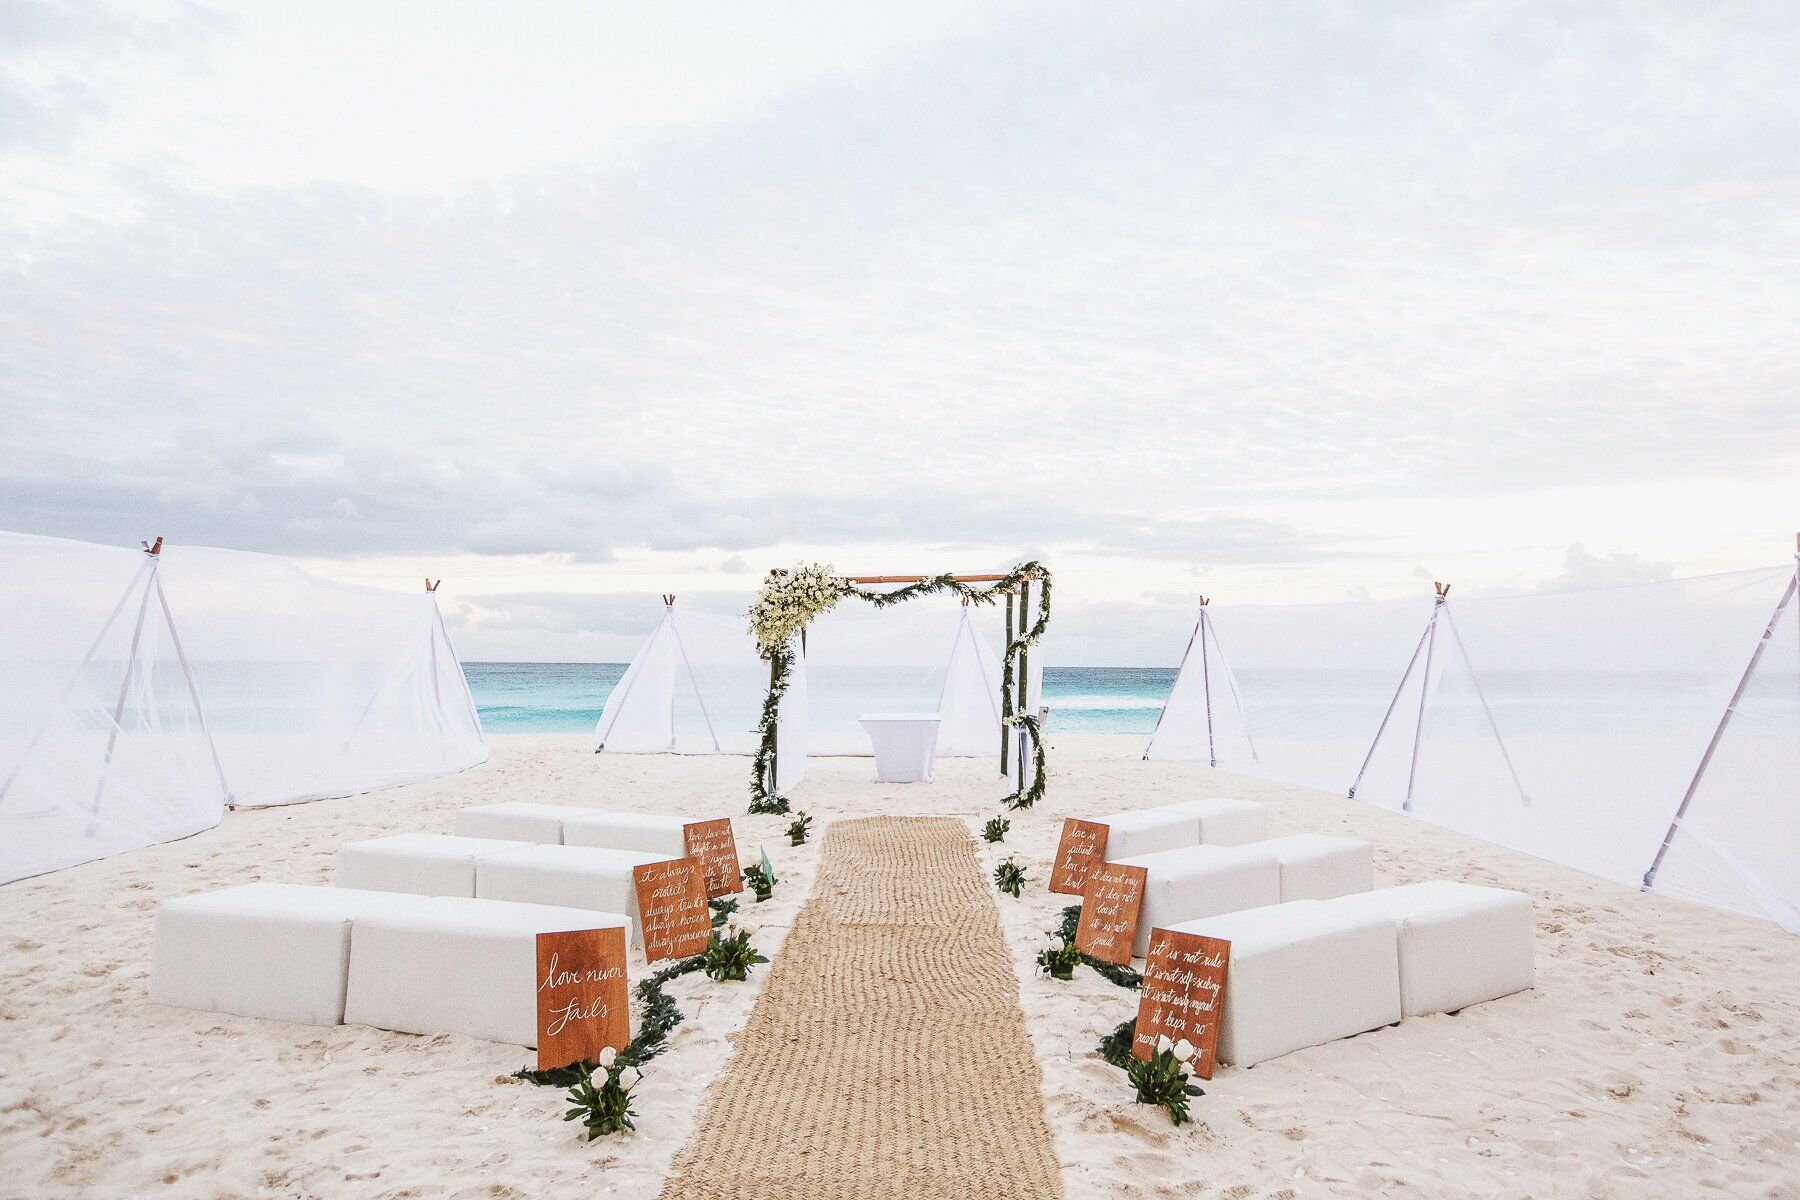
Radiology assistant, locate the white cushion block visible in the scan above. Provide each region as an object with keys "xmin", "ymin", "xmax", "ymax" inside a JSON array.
[
  {"xmin": 1264, "ymin": 834, "xmax": 1375, "ymax": 902},
  {"xmin": 1116, "ymin": 843, "xmax": 1282, "ymax": 957},
  {"xmin": 344, "ymin": 897, "xmax": 630, "ymax": 1047},
  {"xmin": 1170, "ymin": 899, "xmax": 1401, "ymax": 1067},
  {"xmin": 1157, "ymin": 798, "xmax": 1269, "ymax": 846},
  {"xmin": 1324, "ymin": 882, "xmax": 1535, "ymax": 1017},
  {"xmin": 337, "ymin": 834, "xmax": 532, "ymax": 897},
  {"xmin": 456, "ymin": 802, "xmax": 586, "ymax": 844},
  {"xmin": 1100, "ymin": 809, "xmax": 1203, "ymax": 862},
  {"xmin": 477, "ymin": 843, "xmax": 673, "ymax": 953},
  {"xmin": 563, "ymin": 811, "xmax": 690, "ymax": 858},
  {"xmin": 150, "ymin": 884, "xmax": 431, "ymax": 1026}
]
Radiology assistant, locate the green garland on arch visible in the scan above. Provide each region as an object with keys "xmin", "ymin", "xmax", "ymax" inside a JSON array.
[{"xmin": 747, "ymin": 561, "xmax": 1053, "ymax": 812}]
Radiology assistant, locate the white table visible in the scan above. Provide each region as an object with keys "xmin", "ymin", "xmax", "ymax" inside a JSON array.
[{"xmin": 858, "ymin": 712, "xmax": 943, "ymax": 783}]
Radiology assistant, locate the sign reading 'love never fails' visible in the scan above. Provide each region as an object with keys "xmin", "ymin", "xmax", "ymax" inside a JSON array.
[
  {"xmin": 632, "ymin": 856, "xmax": 711, "ymax": 964},
  {"xmin": 683, "ymin": 818, "xmax": 741, "ymax": 899},
  {"xmin": 535, "ymin": 926, "xmax": 630, "ymax": 1072},
  {"xmin": 1132, "ymin": 929, "xmax": 1230, "ymax": 1079},
  {"xmin": 1074, "ymin": 862, "xmax": 1146, "ymax": 966},
  {"xmin": 1048, "ymin": 818, "xmax": 1108, "ymax": 896}
]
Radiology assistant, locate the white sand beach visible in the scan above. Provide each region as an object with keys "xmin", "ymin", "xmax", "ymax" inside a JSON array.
[{"xmin": 3, "ymin": 733, "xmax": 1798, "ymax": 1199}]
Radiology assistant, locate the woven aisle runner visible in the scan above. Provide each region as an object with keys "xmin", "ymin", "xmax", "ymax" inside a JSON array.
[{"xmin": 656, "ymin": 816, "xmax": 1064, "ymax": 1199}]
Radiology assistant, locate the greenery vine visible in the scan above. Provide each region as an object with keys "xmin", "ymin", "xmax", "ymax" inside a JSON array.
[{"xmin": 746, "ymin": 561, "xmax": 1053, "ymax": 812}]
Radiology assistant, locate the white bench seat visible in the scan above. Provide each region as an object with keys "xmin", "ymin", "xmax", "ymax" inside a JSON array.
[
  {"xmin": 1156, "ymin": 797, "xmax": 1269, "ymax": 846},
  {"xmin": 1324, "ymin": 881, "xmax": 1534, "ymax": 1017},
  {"xmin": 335, "ymin": 833, "xmax": 530, "ymax": 897},
  {"xmin": 455, "ymin": 802, "xmax": 585, "ymax": 843},
  {"xmin": 478, "ymin": 843, "xmax": 673, "ymax": 952},
  {"xmin": 344, "ymin": 896, "xmax": 630, "ymax": 1047},
  {"xmin": 1098, "ymin": 809, "xmax": 1202, "ymax": 861},
  {"xmin": 149, "ymin": 884, "xmax": 433, "ymax": 1026},
  {"xmin": 1263, "ymin": 833, "xmax": 1374, "ymax": 902},
  {"xmin": 1169, "ymin": 899, "xmax": 1401, "ymax": 1068},
  {"xmin": 562, "ymin": 811, "xmax": 690, "ymax": 858},
  {"xmin": 1114, "ymin": 843, "xmax": 1283, "ymax": 957}
]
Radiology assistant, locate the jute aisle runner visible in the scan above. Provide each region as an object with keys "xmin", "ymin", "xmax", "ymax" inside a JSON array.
[{"xmin": 657, "ymin": 816, "xmax": 1063, "ymax": 1199}]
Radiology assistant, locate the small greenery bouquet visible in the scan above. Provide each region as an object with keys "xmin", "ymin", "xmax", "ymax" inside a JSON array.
[
  {"xmin": 704, "ymin": 922, "xmax": 768, "ymax": 982},
  {"xmin": 564, "ymin": 1047, "xmax": 642, "ymax": 1140},
  {"xmin": 786, "ymin": 812, "xmax": 813, "ymax": 846},
  {"xmin": 982, "ymin": 816, "xmax": 1010, "ymax": 844},
  {"xmin": 742, "ymin": 861, "xmax": 775, "ymax": 902},
  {"xmin": 748, "ymin": 792, "xmax": 791, "ymax": 816},
  {"xmin": 994, "ymin": 856, "xmax": 1027, "ymax": 898},
  {"xmin": 708, "ymin": 896, "xmax": 739, "ymax": 927},
  {"xmin": 1036, "ymin": 933, "xmax": 1079, "ymax": 980},
  {"xmin": 1127, "ymin": 1035, "xmax": 1205, "ymax": 1126}
]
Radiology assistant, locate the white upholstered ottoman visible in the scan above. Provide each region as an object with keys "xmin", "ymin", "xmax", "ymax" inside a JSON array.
[
  {"xmin": 1325, "ymin": 882, "xmax": 1535, "ymax": 1017},
  {"xmin": 1169, "ymin": 899, "xmax": 1401, "ymax": 1067},
  {"xmin": 343, "ymin": 897, "xmax": 630, "ymax": 1047},
  {"xmin": 150, "ymin": 884, "xmax": 431, "ymax": 1026},
  {"xmin": 1265, "ymin": 834, "xmax": 1374, "ymax": 902},
  {"xmin": 456, "ymin": 802, "xmax": 586, "ymax": 844},
  {"xmin": 336, "ymin": 833, "xmax": 530, "ymax": 896},
  {"xmin": 1114, "ymin": 843, "xmax": 1283, "ymax": 957},
  {"xmin": 563, "ymin": 811, "xmax": 690, "ymax": 857},
  {"xmin": 477, "ymin": 843, "xmax": 673, "ymax": 952},
  {"xmin": 1157, "ymin": 797, "xmax": 1269, "ymax": 846},
  {"xmin": 1099, "ymin": 809, "xmax": 1202, "ymax": 862}
]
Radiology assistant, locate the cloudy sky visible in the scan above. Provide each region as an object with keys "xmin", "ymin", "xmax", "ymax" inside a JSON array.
[{"xmin": 3, "ymin": 1, "xmax": 1797, "ymax": 663}]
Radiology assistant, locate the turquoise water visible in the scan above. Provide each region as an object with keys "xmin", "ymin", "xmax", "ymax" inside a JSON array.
[{"xmin": 464, "ymin": 663, "xmax": 1175, "ymax": 735}]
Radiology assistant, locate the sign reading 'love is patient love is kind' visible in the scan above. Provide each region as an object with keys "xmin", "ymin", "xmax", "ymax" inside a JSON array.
[
  {"xmin": 535, "ymin": 926, "xmax": 630, "ymax": 1071},
  {"xmin": 1132, "ymin": 928, "xmax": 1230, "ymax": 1079},
  {"xmin": 682, "ymin": 818, "xmax": 741, "ymax": 899},
  {"xmin": 1074, "ymin": 862, "xmax": 1146, "ymax": 966},
  {"xmin": 1048, "ymin": 818, "xmax": 1109, "ymax": 895},
  {"xmin": 632, "ymin": 856, "xmax": 711, "ymax": 964}
]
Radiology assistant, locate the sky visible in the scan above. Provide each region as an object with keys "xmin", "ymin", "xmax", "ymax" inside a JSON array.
[{"xmin": 3, "ymin": 0, "xmax": 1797, "ymax": 664}]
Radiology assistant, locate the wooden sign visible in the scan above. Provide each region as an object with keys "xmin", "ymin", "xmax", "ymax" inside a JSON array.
[
  {"xmin": 1132, "ymin": 929, "xmax": 1230, "ymax": 1079},
  {"xmin": 632, "ymin": 856, "xmax": 711, "ymax": 963},
  {"xmin": 1074, "ymin": 862, "xmax": 1146, "ymax": 966},
  {"xmin": 535, "ymin": 926, "xmax": 630, "ymax": 1071},
  {"xmin": 683, "ymin": 818, "xmax": 741, "ymax": 899},
  {"xmin": 1048, "ymin": 819, "xmax": 1109, "ymax": 895}
]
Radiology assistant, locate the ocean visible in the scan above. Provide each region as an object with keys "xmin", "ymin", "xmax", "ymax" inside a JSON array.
[{"xmin": 464, "ymin": 663, "xmax": 1175, "ymax": 736}]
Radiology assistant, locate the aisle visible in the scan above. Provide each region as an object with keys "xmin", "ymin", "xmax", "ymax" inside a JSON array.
[{"xmin": 657, "ymin": 815, "xmax": 1064, "ymax": 1199}]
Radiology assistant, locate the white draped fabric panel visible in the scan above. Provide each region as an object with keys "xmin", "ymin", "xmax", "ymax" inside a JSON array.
[
  {"xmin": 593, "ymin": 608, "xmax": 770, "ymax": 756},
  {"xmin": 1, "ymin": 533, "xmax": 488, "ymax": 883},
  {"xmin": 0, "ymin": 533, "xmax": 225, "ymax": 883},
  {"xmin": 1146, "ymin": 567, "xmax": 1800, "ymax": 930},
  {"xmin": 787, "ymin": 604, "xmax": 1005, "ymax": 758},
  {"xmin": 158, "ymin": 546, "xmax": 486, "ymax": 808}
]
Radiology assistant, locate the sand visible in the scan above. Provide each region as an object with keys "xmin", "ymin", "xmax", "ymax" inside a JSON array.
[{"xmin": 2, "ymin": 733, "xmax": 1797, "ymax": 1199}]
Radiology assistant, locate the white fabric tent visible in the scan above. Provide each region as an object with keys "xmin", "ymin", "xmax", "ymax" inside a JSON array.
[
  {"xmin": 1, "ymin": 532, "xmax": 487, "ymax": 883},
  {"xmin": 1146, "ymin": 564, "xmax": 1800, "ymax": 930}
]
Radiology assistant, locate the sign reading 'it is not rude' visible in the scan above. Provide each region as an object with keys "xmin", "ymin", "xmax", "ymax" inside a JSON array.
[{"xmin": 1132, "ymin": 928, "xmax": 1229, "ymax": 1079}]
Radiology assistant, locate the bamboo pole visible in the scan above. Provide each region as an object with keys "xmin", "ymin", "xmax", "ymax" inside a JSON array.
[{"xmin": 1001, "ymin": 588, "xmax": 1014, "ymax": 772}]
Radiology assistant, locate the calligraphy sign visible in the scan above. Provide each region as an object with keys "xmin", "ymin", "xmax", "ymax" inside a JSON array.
[
  {"xmin": 683, "ymin": 818, "xmax": 741, "ymax": 899},
  {"xmin": 1074, "ymin": 862, "xmax": 1146, "ymax": 966},
  {"xmin": 1132, "ymin": 929, "xmax": 1230, "ymax": 1079},
  {"xmin": 1049, "ymin": 819, "xmax": 1109, "ymax": 895},
  {"xmin": 632, "ymin": 856, "xmax": 711, "ymax": 963},
  {"xmin": 535, "ymin": 926, "xmax": 630, "ymax": 1071}
]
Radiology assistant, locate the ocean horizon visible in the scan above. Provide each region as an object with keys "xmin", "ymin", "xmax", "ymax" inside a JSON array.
[{"xmin": 465, "ymin": 662, "xmax": 1176, "ymax": 736}]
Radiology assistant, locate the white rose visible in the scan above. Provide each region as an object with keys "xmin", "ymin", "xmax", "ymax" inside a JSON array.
[
  {"xmin": 1174, "ymin": 1039, "xmax": 1195, "ymax": 1062},
  {"xmin": 1156, "ymin": 1035, "xmax": 1173, "ymax": 1055},
  {"xmin": 1178, "ymin": 1059, "xmax": 1193, "ymax": 1078},
  {"xmin": 619, "ymin": 1066, "xmax": 642, "ymax": 1091},
  {"xmin": 597, "ymin": 1046, "xmax": 617, "ymax": 1069}
]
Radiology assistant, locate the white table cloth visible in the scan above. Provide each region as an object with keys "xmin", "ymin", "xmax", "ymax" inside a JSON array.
[{"xmin": 858, "ymin": 712, "xmax": 943, "ymax": 783}]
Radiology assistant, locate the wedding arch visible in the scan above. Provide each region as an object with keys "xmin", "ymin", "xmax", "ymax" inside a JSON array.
[{"xmin": 745, "ymin": 562, "xmax": 1051, "ymax": 813}]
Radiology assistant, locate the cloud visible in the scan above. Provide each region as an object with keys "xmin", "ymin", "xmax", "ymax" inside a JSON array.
[{"xmin": 1537, "ymin": 544, "xmax": 1675, "ymax": 593}]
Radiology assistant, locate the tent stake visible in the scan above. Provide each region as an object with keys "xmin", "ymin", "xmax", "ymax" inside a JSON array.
[{"xmin": 1643, "ymin": 545, "xmax": 1800, "ymax": 889}]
